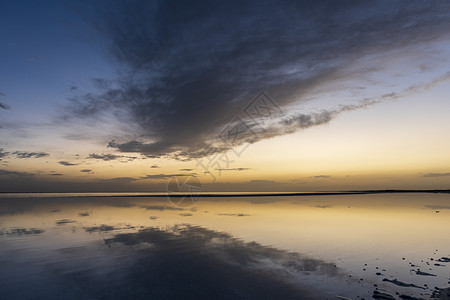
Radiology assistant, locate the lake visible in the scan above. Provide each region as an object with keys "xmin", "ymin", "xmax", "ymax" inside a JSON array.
[{"xmin": 0, "ymin": 193, "xmax": 449, "ymax": 299}]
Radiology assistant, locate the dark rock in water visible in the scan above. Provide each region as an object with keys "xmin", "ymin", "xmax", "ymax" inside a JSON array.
[
  {"xmin": 430, "ymin": 287, "xmax": 450, "ymax": 299},
  {"xmin": 415, "ymin": 269, "xmax": 437, "ymax": 276},
  {"xmin": 382, "ymin": 278, "xmax": 426, "ymax": 289},
  {"xmin": 437, "ymin": 257, "xmax": 450, "ymax": 263},
  {"xmin": 372, "ymin": 290, "xmax": 395, "ymax": 299}
]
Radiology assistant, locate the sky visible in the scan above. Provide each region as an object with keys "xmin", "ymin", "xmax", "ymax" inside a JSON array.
[{"xmin": 1, "ymin": 0, "xmax": 450, "ymax": 192}]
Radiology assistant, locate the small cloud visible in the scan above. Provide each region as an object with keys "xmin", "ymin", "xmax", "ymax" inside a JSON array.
[
  {"xmin": 85, "ymin": 224, "xmax": 116, "ymax": 232},
  {"xmin": 179, "ymin": 213, "xmax": 193, "ymax": 217},
  {"xmin": 315, "ymin": 205, "xmax": 332, "ymax": 209},
  {"xmin": 0, "ymin": 92, "xmax": 6, "ymax": 97},
  {"xmin": 56, "ymin": 219, "xmax": 75, "ymax": 225},
  {"xmin": 0, "ymin": 148, "xmax": 9, "ymax": 160},
  {"xmin": 13, "ymin": 151, "xmax": 49, "ymax": 159},
  {"xmin": 423, "ymin": 173, "xmax": 450, "ymax": 178},
  {"xmin": 0, "ymin": 102, "xmax": 10, "ymax": 110},
  {"xmin": 29, "ymin": 56, "xmax": 41, "ymax": 61},
  {"xmin": 310, "ymin": 175, "xmax": 331, "ymax": 179},
  {"xmin": 215, "ymin": 168, "xmax": 252, "ymax": 171},
  {"xmin": 0, "ymin": 169, "xmax": 34, "ymax": 178},
  {"xmin": 80, "ymin": 169, "xmax": 93, "ymax": 173},
  {"xmin": 249, "ymin": 180, "xmax": 277, "ymax": 184},
  {"xmin": 49, "ymin": 173, "xmax": 63, "ymax": 176},
  {"xmin": 217, "ymin": 213, "xmax": 251, "ymax": 217},
  {"xmin": 59, "ymin": 161, "xmax": 79, "ymax": 166},
  {"xmin": 100, "ymin": 177, "xmax": 138, "ymax": 183},
  {"xmin": 3, "ymin": 228, "xmax": 44, "ymax": 236},
  {"xmin": 179, "ymin": 168, "xmax": 193, "ymax": 171},
  {"xmin": 69, "ymin": 84, "xmax": 78, "ymax": 91},
  {"xmin": 79, "ymin": 212, "xmax": 90, "ymax": 217},
  {"xmin": 88, "ymin": 153, "xmax": 137, "ymax": 162},
  {"xmin": 151, "ymin": 164, "xmax": 160, "ymax": 168},
  {"xmin": 88, "ymin": 153, "xmax": 123, "ymax": 161},
  {"xmin": 141, "ymin": 173, "xmax": 195, "ymax": 180},
  {"xmin": 140, "ymin": 205, "xmax": 184, "ymax": 211},
  {"xmin": 425, "ymin": 205, "xmax": 450, "ymax": 210}
]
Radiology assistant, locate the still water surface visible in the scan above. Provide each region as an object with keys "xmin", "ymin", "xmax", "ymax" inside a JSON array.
[{"xmin": 0, "ymin": 193, "xmax": 449, "ymax": 299}]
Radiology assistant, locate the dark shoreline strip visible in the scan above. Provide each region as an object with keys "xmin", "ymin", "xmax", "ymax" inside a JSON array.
[{"xmin": 1, "ymin": 189, "xmax": 449, "ymax": 198}]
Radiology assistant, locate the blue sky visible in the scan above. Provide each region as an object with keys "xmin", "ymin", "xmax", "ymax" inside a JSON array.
[{"xmin": 1, "ymin": 0, "xmax": 450, "ymax": 192}]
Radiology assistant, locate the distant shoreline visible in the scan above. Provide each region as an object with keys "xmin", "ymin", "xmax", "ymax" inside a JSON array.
[{"xmin": 1, "ymin": 189, "xmax": 449, "ymax": 198}]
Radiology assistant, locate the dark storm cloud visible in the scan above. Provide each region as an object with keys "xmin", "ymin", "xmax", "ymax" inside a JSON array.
[
  {"xmin": 423, "ymin": 172, "xmax": 450, "ymax": 178},
  {"xmin": 68, "ymin": 0, "xmax": 450, "ymax": 159},
  {"xmin": 13, "ymin": 151, "xmax": 49, "ymax": 159},
  {"xmin": 58, "ymin": 161, "xmax": 79, "ymax": 166}
]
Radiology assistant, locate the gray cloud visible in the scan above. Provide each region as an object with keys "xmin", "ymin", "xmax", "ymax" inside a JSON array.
[
  {"xmin": 422, "ymin": 173, "xmax": 450, "ymax": 178},
  {"xmin": 0, "ymin": 169, "xmax": 34, "ymax": 178},
  {"xmin": 311, "ymin": 175, "xmax": 331, "ymax": 179},
  {"xmin": 13, "ymin": 151, "xmax": 49, "ymax": 159},
  {"xmin": 100, "ymin": 177, "xmax": 138, "ymax": 183},
  {"xmin": 80, "ymin": 169, "xmax": 92, "ymax": 173},
  {"xmin": 215, "ymin": 168, "xmax": 252, "ymax": 171},
  {"xmin": 151, "ymin": 164, "xmax": 159, "ymax": 168},
  {"xmin": 49, "ymin": 173, "xmax": 63, "ymax": 176},
  {"xmin": 66, "ymin": 0, "xmax": 450, "ymax": 159},
  {"xmin": 58, "ymin": 161, "xmax": 79, "ymax": 166},
  {"xmin": 0, "ymin": 148, "xmax": 9, "ymax": 160},
  {"xmin": 140, "ymin": 205, "xmax": 185, "ymax": 211},
  {"xmin": 141, "ymin": 173, "xmax": 196, "ymax": 180},
  {"xmin": 0, "ymin": 102, "xmax": 10, "ymax": 110},
  {"xmin": 88, "ymin": 153, "xmax": 124, "ymax": 161}
]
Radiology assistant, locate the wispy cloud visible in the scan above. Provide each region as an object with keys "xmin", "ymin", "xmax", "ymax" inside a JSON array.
[
  {"xmin": 141, "ymin": 173, "xmax": 196, "ymax": 180},
  {"xmin": 100, "ymin": 177, "xmax": 138, "ymax": 183},
  {"xmin": 423, "ymin": 173, "xmax": 450, "ymax": 178},
  {"xmin": 311, "ymin": 175, "xmax": 331, "ymax": 179},
  {"xmin": 0, "ymin": 102, "xmax": 10, "ymax": 110},
  {"xmin": 13, "ymin": 151, "xmax": 49, "ymax": 159},
  {"xmin": 88, "ymin": 153, "xmax": 123, "ymax": 161},
  {"xmin": 0, "ymin": 148, "xmax": 9, "ymax": 160},
  {"xmin": 215, "ymin": 168, "xmax": 252, "ymax": 171},
  {"xmin": 0, "ymin": 169, "xmax": 34, "ymax": 178},
  {"xmin": 58, "ymin": 161, "xmax": 79, "ymax": 166}
]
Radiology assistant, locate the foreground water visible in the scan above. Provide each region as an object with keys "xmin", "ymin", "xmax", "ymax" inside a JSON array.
[{"xmin": 0, "ymin": 193, "xmax": 449, "ymax": 299}]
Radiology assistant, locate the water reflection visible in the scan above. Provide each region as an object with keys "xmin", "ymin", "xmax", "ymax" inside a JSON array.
[{"xmin": 0, "ymin": 193, "xmax": 449, "ymax": 299}]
